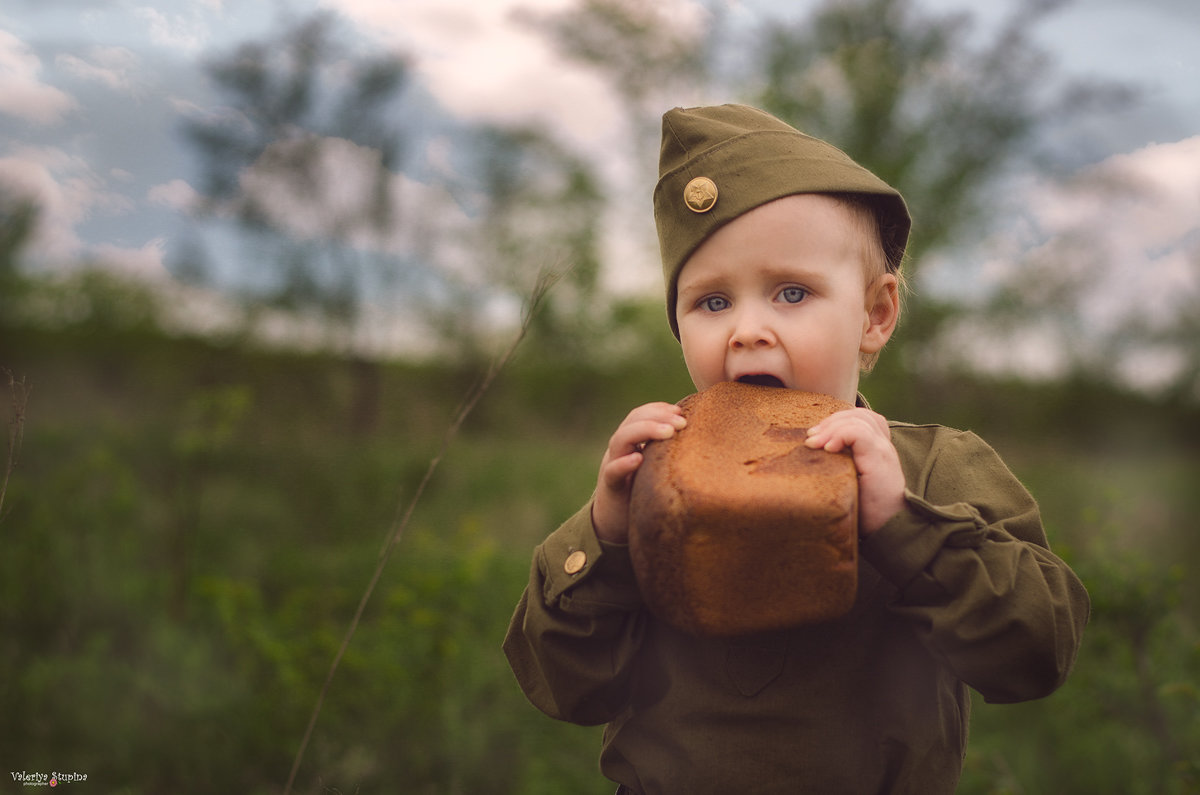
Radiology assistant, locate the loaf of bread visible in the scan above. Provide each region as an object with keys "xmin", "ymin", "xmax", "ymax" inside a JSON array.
[{"xmin": 629, "ymin": 381, "xmax": 859, "ymax": 637}]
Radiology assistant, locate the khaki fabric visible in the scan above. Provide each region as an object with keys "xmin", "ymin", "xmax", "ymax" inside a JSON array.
[{"xmin": 503, "ymin": 421, "xmax": 1090, "ymax": 795}]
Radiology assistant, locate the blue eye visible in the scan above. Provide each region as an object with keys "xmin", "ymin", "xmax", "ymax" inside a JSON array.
[
  {"xmin": 779, "ymin": 286, "xmax": 808, "ymax": 304},
  {"xmin": 702, "ymin": 295, "xmax": 731, "ymax": 312}
]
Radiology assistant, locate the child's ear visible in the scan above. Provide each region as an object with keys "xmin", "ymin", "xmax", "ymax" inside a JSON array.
[{"xmin": 860, "ymin": 273, "xmax": 900, "ymax": 354}]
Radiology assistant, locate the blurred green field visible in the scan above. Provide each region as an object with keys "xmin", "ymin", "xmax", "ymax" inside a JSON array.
[{"xmin": 2, "ymin": 322, "xmax": 1197, "ymax": 794}]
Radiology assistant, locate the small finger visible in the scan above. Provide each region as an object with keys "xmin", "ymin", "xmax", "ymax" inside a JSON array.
[
  {"xmin": 805, "ymin": 425, "xmax": 829, "ymax": 448},
  {"xmin": 601, "ymin": 451, "xmax": 643, "ymax": 488},
  {"xmin": 613, "ymin": 420, "xmax": 681, "ymax": 454},
  {"xmin": 821, "ymin": 436, "xmax": 847, "ymax": 453}
]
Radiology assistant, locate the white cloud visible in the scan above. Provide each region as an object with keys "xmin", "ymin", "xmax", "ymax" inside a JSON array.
[
  {"xmin": 0, "ymin": 29, "xmax": 78, "ymax": 125},
  {"xmin": 1017, "ymin": 136, "xmax": 1200, "ymax": 328},
  {"xmin": 235, "ymin": 133, "xmax": 471, "ymax": 255},
  {"xmin": 237, "ymin": 134, "xmax": 391, "ymax": 245},
  {"xmin": 943, "ymin": 318, "xmax": 1071, "ymax": 382},
  {"xmin": 0, "ymin": 146, "xmax": 135, "ymax": 264},
  {"xmin": 56, "ymin": 45, "xmax": 143, "ymax": 95},
  {"xmin": 90, "ymin": 237, "xmax": 171, "ymax": 281},
  {"xmin": 942, "ymin": 136, "xmax": 1200, "ymax": 390},
  {"xmin": 148, "ymin": 178, "xmax": 201, "ymax": 211},
  {"xmin": 168, "ymin": 95, "xmax": 253, "ymax": 135},
  {"xmin": 133, "ymin": 6, "xmax": 208, "ymax": 53},
  {"xmin": 320, "ymin": 0, "xmax": 627, "ymax": 153},
  {"xmin": 319, "ymin": 0, "xmax": 711, "ymax": 297},
  {"xmin": 0, "ymin": 146, "xmax": 172, "ymax": 285}
]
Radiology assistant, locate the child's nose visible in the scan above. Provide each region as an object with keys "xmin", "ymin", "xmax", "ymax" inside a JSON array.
[{"xmin": 728, "ymin": 307, "xmax": 776, "ymax": 349}]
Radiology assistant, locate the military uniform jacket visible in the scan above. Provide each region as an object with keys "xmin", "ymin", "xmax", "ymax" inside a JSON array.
[{"xmin": 503, "ymin": 421, "xmax": 1090, "ymax": 794}]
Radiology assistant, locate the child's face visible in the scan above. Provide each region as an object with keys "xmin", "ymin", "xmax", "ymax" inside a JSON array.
[{"xmin": 675, "ymin": 194, "xmax": 892, "ymax": 404}]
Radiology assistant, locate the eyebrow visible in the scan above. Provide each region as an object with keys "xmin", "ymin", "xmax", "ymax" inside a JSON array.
[
  {"xmin": 677, "ymin": 266, "xmax": 830, "ymax": 299},
  {"xmin": 676, "ymin": 274, "xmax": 727, "ymax": 299}
]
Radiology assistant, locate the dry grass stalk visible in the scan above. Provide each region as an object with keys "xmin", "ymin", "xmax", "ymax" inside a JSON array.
[
  {"xmin": 1, "ymin": 368, "xmax": 29, "ymax": 519},
  {"xmin": 284, "ymin": 269, "xmax": 562, "ymax": 794}
]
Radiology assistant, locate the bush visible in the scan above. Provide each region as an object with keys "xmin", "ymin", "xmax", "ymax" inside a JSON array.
[{"xmin": 2, "ymin": 320, "xmax": 1197, "ymax": 793}]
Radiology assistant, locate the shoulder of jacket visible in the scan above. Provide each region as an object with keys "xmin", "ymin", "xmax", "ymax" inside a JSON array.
[
  {"xmin": 887, "ymin": 420, "xmax": 965, "ymax": 434},
  {"xmin": 887, "ymin": 421, "xmax": 991, "ymax": 454}
]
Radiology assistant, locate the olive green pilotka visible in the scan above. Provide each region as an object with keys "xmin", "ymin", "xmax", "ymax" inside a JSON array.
[{"xmin": 652, "ymin": 104, "xmax": 913, "ymax": 337}]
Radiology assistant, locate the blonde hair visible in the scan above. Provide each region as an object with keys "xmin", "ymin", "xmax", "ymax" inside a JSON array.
[{"xmin": 828, "ymin": 193, "xmax": 907, "ymax": 372}]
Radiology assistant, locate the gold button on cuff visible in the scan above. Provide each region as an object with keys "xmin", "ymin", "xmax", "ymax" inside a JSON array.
[
  {"xmin": 564, "ymin": 550, "xmax": 587, "ymax": 575},
  {"xmin": 683, "ymin": 176, "xmax": 718, "ymax": 213}
]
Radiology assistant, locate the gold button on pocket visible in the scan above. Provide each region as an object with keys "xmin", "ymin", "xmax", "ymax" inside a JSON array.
[{"xmin": 564, "ymin": 550, "xmax": 587, "ymax": 575}]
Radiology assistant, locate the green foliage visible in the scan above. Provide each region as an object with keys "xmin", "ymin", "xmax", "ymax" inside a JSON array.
[
  {"xmin": 953, "ymin": 434, "xmax": 1200, "ymax": 795},
  {"xmin": 960, "ymin": 554, "xmax": 1199, "ymax": 795},
  {"xmin": 0, "ymin": 320, "xmax": 613, "ymax": 792},
  {"xmin": 1, "ymin": 1, "xmax": 1193, "ymax": 790},
  {"xmin": 0, "ymin": 188, "xmax": 37, "ymax": 285},
  {"xmin": 3, "ymin": 316, "xmax": 1199, "ymax": 792}
]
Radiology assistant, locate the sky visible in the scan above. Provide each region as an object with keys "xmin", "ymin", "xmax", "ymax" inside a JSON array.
[{"xmin": 1, "ymin": 0, "xmax": 1198, "ymax": 381}]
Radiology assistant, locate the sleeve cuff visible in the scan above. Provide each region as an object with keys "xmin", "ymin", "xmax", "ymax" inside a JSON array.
[
  {"xmin": 538, "ymin": 502, "xmax": 642, "ymax": 610},
  {"xmin": 860, "ymin": 489, "xmax": 988, "ymax": 589}
]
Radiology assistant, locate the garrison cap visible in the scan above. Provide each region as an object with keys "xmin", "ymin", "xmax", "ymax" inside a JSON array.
[{"xmin": 653, "ymin": 104, "xmax": 911, "ymax": 337}]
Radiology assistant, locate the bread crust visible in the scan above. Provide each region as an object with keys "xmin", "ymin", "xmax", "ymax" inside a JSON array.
[{"xmin": 629, "ymin": 381, "xmax": 859, "ymax": 636}]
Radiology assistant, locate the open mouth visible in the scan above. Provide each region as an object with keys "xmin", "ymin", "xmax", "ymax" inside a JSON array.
[{"xmin": 736, "ymin": 374, "xmax": 785, "ymax": 388}]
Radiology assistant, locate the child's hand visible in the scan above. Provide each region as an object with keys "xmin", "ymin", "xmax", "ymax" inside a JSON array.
[
  {"xmin": 805, "ymin": 408, "xmax": 906, "ymax": 536},
  {"xmin": 592, "ymin": 402, "xmax": 687, "ymax": 544}
]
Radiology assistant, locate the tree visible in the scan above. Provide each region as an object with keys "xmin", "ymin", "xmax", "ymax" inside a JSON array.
[
  {"xmin": 757, "ymin": 0, "xmax": 1059, "ymax": 264},
  {"xmin": 182, "ymin": 12, "xmax": 411, "ymax": 344},
  {"xmin": 182, "ymin": 12, "xmax": 432, "ymax": 433},
  {"xmin": 0, "ymin": 189, "xmax": 36, "ymax": 328},
  {"xmin": 531, "ymin": 0, "xmax": 1134, "ymax": 403},
  {"xmin": 459, "ymin": 124, "xmax": 605, "ymax": 364},
  {"xmin": 965, "ymin": 153, "xmax": 1200, "ymax": 404},
  {"xmin": 0, "ymin": 188, "xmax": 37, "ymax": 276},
  {"xmin": 738, "ymin": 0, "xmax": 1134, "ymax": 412},
  {"xmin": 183, "ymin": 10, "xmax": 620, "ymax": 373}
]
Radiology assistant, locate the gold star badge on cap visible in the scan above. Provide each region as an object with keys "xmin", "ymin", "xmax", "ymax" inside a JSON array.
[{"xmin": 683, "ymin": 176, "xmax": 718, "ymax": 213}]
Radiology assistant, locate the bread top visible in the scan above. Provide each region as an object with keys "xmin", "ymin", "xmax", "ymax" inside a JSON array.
[{"xmin": 655, "ymin": 381, "xmax": 855, "ymax": 519}]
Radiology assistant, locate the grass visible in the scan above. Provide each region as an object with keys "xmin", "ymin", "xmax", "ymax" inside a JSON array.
[{"xmin": 2, "ymin": 321, "xmax": 1197, "ymax": 793}]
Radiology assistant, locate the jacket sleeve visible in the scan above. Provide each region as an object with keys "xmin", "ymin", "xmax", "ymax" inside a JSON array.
[
  {"xmin": 502, "ymin": 502, "xmax": 646, "ymax": 725},
  {"xmin": 860, "ymin": 427, "xmax": 1090, "ymax": 704}
]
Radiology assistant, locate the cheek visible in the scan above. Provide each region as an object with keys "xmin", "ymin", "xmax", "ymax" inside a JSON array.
[
  {"xmin": 679, "ymin": 330, "xmax": 724, "ymax": 380},
  {"xmin": 679, "ymin": 336, "xmax": 708, "ymax": 370},
  {"xmin": 818, "ymin": 306, "xmax": 868, "ymax": 348}
]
